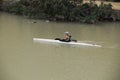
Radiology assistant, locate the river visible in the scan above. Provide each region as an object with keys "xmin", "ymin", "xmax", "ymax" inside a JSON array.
[{"xmin": 0, "ymin": 12, "xmax": 120, "ymax": 80}]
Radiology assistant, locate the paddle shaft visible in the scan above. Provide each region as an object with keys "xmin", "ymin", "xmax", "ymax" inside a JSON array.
[{"xmin": 55, "ymin": 38, "xmax": 77, "ymax": 42}]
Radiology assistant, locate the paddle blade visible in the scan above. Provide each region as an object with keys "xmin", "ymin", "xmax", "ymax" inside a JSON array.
[
  {"xmin": 55, "ymin": 38, "xmax": 61, "ymax": 40},
  {"xmin": 72, "ymin": 39, "xmax": 77, "ymax": 42}
]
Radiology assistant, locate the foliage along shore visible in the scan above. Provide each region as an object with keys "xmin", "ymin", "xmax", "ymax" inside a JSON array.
[{"xmin": 0, "ymin": 0, "xmax": 119, "ymax": 23}]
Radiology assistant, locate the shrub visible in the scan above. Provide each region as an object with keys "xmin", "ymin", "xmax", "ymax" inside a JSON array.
[
  {"xmin": 1, "ymin": 0, "xmax": 113, "ymax": 23},
  {"xmin": 98, "ymin": 2, "xmax": 112, "ymax": 20}
]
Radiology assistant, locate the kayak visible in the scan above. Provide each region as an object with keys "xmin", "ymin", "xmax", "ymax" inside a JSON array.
[{"xmin": 33, "ymin": 38, "xmax": 102, "ymax": 47}]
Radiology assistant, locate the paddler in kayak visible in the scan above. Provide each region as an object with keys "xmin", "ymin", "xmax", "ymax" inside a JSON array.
[
  {"xmin": 59, "ymin": 32, "xmax": 72, "ymax": 42},
  {"xmin": 55, "ymin": 32, "xmax": 75, "ymax": 42},
  {"xmin": 64, "ymin": 32, "xmax": 72, "ymax": 42}
]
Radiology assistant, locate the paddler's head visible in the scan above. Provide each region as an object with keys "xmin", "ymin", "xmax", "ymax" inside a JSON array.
[
  {"xmin": 65, "ymin": 32, "xmax": 69, "ymax": 34},
  {"xmin": 65, "ymin": 32, "xmax": 70, "ymax": 36}
]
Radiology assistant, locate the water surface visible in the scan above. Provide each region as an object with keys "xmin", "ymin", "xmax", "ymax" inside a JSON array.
[{"xmin": 0, "ymin": 12, "xmax": 120, "ymax": 80}]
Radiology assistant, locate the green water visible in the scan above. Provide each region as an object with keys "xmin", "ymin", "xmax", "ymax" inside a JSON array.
[{"xmin": 0, "ymin": 12, "xmax": 120, "ymax": 80}]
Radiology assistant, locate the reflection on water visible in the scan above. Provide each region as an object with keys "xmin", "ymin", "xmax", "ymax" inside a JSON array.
[{"xmin": 0, "ymin": 12, "xmax": 120, "ymax": 80}]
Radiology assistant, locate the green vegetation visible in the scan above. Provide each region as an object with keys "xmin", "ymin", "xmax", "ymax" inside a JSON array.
[
  {"xmin": 106, "ymin": 0, "xmax": 120, "ymax": 2},
  {"xmin": 0, "ymin": 0, "xmax": 2, "ymax": 10},
  {"xmin": 1, "ymin": 0, "xmax": 112, "ymax": 23},
  {"xmin": 113, "ymin": 0, "xmax": 120, "ymax": 2}
]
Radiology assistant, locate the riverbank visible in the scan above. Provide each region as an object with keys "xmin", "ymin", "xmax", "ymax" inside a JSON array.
[
  {"xmin": 84, "ymin": 1, "xmax": 120, "ymax": 21},
  {"xmin": 0, "ymin": 0, "xmax": 120, "ymax": 23}
]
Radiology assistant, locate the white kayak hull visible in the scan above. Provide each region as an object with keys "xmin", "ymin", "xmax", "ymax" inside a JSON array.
[{"xmin": 33, "ymin": 38, "xmax": 102, "ymax": 47}]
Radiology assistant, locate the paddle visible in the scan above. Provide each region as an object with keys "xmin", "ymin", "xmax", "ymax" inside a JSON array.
[
  {"xmin": 72, "ymin": 39, "xmax": 77, "ymax": 42},
  {"xmin": 55, "ymin": 38, "xmax": 77, "ymax": 42},
  {"xmin": 55, "ymin": 38, "xmax": 61, "ymax": 40}
]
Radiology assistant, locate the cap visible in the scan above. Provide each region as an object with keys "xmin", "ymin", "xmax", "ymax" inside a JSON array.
[{"xmin": 65, "ymin": 32, "xmax": 69, "ymax": 34}]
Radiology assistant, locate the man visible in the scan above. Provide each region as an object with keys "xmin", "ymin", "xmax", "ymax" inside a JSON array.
[
  {"xmin": 63, "ymin": 32, "xmax": 72, "ymax": 42},
  {"xmin": 55, "ymin": 32, "xmax": 72, "ymax": 42}
]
